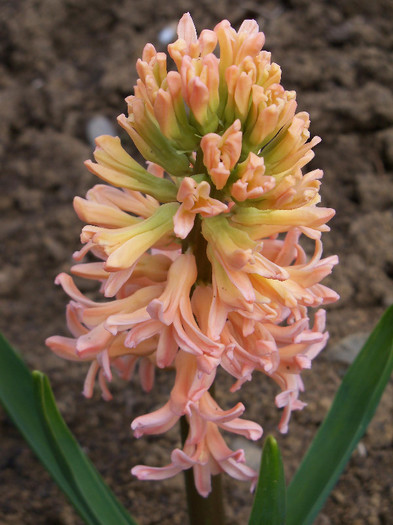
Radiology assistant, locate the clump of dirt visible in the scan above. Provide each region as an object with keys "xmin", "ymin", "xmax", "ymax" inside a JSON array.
[{"xmin": 1, "ymin": 1, "xmax": 392, "ymax": 524}]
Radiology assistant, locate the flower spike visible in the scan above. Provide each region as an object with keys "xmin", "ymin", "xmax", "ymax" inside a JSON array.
[{"xmin": 48, "ymin": 12, "xmax": 338, "ymax": 497}]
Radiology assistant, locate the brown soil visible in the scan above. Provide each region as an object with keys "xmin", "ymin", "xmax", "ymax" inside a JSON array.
[{"xmin": 1, "ymin": 1, "xmax": 392, "ymax": 524}]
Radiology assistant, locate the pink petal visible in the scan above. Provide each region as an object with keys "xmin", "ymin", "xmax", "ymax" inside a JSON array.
[
  {"xmin": 131, "ymin": 402, "xmax": 179, "ymax": 438},
  {"xmin": 156, "ymin": 325, "xmax": 178, "ymax": 368},
  {"xmin": 219, "ymin": 418, "xmax": 263, "ymax": 441},
  {"xmin": 199, "ymin": 392, "xmax": 245, "ymax": 423},
  {"xmin": 45, "ymin": 336, "xmax": 80, "ymax": 361},
  {"xmin": 193, "ymin": 463, "xmax": 211, "ymax": 498},
  {"xmin": 139, "ymin": 357, "xmax": 155, "ymax": 392},
  {"xmin": 82, "ymin": 361, "xmax": 100, "ymax": 398},
  {"xmin": 55, "ymin": 273, "xmax": 97, "ymax": 306},
  {"xmin": 131, "ymin": 464, "xmax": 182, "ymax": 481},
  {"xmin": 177, "ymin": 12, "xmax": 198, "ymax": 44},
  {"xmin": 76, "ymin": 323, "xmax": 113, "ymax": 356}
]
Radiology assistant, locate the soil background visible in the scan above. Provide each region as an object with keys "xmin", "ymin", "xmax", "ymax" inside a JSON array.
[{"xmin": 1, "ymin": 0, "xmax": 393, "ymax": 524}]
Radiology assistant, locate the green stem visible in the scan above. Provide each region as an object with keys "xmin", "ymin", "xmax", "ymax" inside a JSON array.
[
  {"xmin": 180, "ymin": 416, "xmax": 226, "ymax": 525},
  {"xmin": 192, "ymin": 147, "xmax": 206, "ymax": 176},
  {"xmin": 182, "ymin": 214, "xmax": 212, "ymax": 284}
]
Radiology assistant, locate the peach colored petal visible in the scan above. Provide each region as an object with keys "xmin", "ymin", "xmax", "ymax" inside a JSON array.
[
  {"xmin": 73, "ymin": 196, "xmax": 140, "ymax": 228},
  {"xmin": 200, "ymin": 120, "xmax": 242, "ymax": 189},
  {"xmin": 147, "ymin": 254, "xmax": 197, "ymax": 324}
]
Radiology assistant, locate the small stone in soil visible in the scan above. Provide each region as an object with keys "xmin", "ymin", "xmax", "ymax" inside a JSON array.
[
  {"xmin": 86, "ymin": 115, "xmax": 117, "ymax": 148},
  {"xmin": 327, "ymin": 333, "xmax": 370, "ymax": 365}
]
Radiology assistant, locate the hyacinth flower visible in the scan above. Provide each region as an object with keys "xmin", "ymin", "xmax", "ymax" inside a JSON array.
[{"xmin": 46, "ymin": 13, "xmax": 339, "ymax": 500}]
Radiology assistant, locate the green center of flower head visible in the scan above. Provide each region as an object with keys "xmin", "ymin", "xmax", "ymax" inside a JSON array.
[{"xmin": 47, "ymin": 13, "xmax": 339, "ymax": 497}]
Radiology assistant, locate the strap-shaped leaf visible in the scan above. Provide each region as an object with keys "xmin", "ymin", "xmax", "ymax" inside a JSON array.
[
  {"xmin": 287, "ymin": 305, "xmax": 393, "ymax": 525},
  {"xmin": 0, "ymin": 334, "xmax": 137, "ymax": 525},
  {"xmin": 249, "ymin": 435, "xmax": 286, "ymax": 525}
]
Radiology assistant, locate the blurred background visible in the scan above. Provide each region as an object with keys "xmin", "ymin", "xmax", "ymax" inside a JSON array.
[{"xmin": 0, "ymin": 0, "xmax": 392, "ymax": 523}]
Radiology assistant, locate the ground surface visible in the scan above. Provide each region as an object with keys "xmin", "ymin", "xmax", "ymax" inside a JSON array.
[{"xmin": 0, "ymin": 0, "xmax": 392, "ymax": 523}]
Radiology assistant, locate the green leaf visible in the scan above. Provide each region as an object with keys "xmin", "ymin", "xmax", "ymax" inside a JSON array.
[
  {"xmin": 249, "ymin": 435, "xmax": 286, "ymax": 525},
  {"xmin": 287, "ymin": 305, "xmax": 393, "ymax": 525},
  {"xmin": 0, "ymin": 333, "xmax": 137, "ymax": 525}
]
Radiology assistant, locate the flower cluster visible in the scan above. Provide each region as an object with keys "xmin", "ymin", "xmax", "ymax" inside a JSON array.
[{"xmin": 47, "ymin": 13, "xmax": 338, "ymax": 496}]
